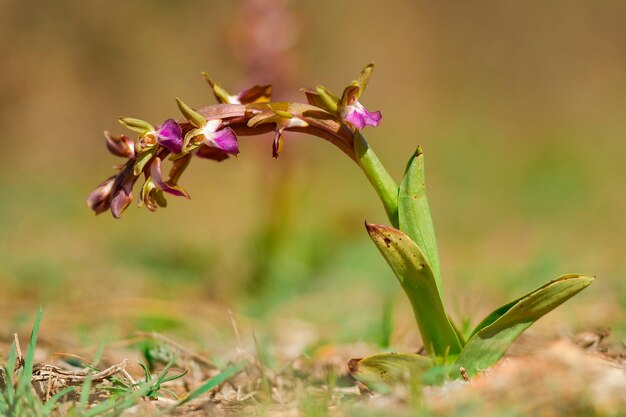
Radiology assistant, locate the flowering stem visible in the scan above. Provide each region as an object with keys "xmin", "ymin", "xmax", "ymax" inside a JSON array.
[{"xmin": 354, "ymin": 132, "xmax": 399, "ymax": 228}]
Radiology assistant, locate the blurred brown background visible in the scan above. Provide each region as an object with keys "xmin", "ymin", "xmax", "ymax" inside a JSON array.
[{"xmin": 0, "ymin": 0, "xmax": 624, "ymax": 345}]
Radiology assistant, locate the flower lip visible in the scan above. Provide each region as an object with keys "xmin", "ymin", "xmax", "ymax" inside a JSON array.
[
  {"xmin": 197, "ymin": 120, "xmax": 240, "ymax": 156},
  {"xmin": 209, "ymin": 128, "xmax": 239, "ymax": 156},
  {"xmin": 150, "ymin": 157, "xmax": 190, "ymax": 198},
  {"xmin": 341, "ymin": 101, "xmax": 382, "ymax": 130}
]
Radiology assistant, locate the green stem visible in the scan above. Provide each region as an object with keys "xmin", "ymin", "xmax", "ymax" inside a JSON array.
[{"xmin": 354, "ymin": 132, "xmax": 399, "ymax": 227}]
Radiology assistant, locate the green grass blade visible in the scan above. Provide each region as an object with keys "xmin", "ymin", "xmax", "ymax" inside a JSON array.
[
  {"xmin": 41, "ymin": 386, "xmax": 74, "ymax": 414},
  {"xmin": 82, "ymin": 381, "xmax": 154, "ymax": 417},
  {"xmin": 78, "ymin": 373, "xmax": 93, "ymax": 411},
  {"xmin": 178, "ymin": 362, "xmax": 245, "ymax": 406},
  {"xmin": 4, "ymin": 344, "xmax": 17, "ymax": 405},
  {"xmin": 19, "ymin": 307, "xmax": 44, "ymax": 389},
  {"xmin": 456, "ymin": 274, "xmax": 593, "ymax": 376},
  {"xmin": 398, "ymin": 147, "xmax": 442, "ymax": 290},
  {"xmin": 366, "ymin": 223, "xmax": 461, "ymax": 357}
]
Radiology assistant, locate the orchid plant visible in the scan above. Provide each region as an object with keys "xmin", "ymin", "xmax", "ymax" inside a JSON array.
[{"xmin": 88, "ymin": 65, "xmax": 593, "ymax": 385}]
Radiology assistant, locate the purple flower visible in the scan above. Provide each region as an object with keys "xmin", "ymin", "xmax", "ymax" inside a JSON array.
[
  {"xmin": 190, "ymin": 120, "xmax": 240, "ymax": 156},
  {"xmin": 155, "ymin": 119, "xmax": 183, "ymax": 154},
  {"xmin": 303, "ymin": 64, "xmax": 382, "ymax": 131},
  {"xmin": 338, "ymin": 80, "xmax": 382, "ymax": 130},
  {"xmin": 340, "ymin": 97, "xmax": 382, "ymax": 130},
  {"xmin": 104, "ymin": 131, "xmax": 135, "ymax": 158},
  {"xmin": 87, "ymin": 176, "xmax": 115, "ymax": 215},
  {"xmin": 108, "ymin": 162, "xmax": 140, "ymax": 218},
  {"xmin": 149, "ymin": 157, "xmax": 190, "ymax": 198}
]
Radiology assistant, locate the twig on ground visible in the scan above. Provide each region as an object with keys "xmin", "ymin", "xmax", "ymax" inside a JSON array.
[{"xmin": 31, "ymin": 360, "xmax": 130, "ymax": 386}]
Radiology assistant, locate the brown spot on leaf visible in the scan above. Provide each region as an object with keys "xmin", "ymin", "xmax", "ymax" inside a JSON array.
[{"xmin": 347, "ymin": 358, "xmax": 362, "ymax": 373}]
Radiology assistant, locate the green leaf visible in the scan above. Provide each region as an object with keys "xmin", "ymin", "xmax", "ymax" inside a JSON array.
[
  {"xmin": 178, "ymin": 362, "xmax": 245, "ymax": 405},
  {"xmin": 175, "ymin": 97, "xmax": 206, "ymax": 129},
  {"xmin": 355, "ymin": 133, "xmax": 399, "ymax": 227},
  {"xmin": 4, "ymin": 344, "xmax": 16, "ymax": 405},
  {"xmin": 366, "ymin": 223, "xmax": 461, "ymax": 357},
  {"xmin": 456, "ymin": 274, "xmax": 593, "ymax": 376},
  {"xmin": 133, "ymin": 147, "xmax": 157, "ymax": 176},
  {"xmin": 41, "ymin": 387, "xmax": 74, "ymax": 414},
  {"xmin": 118, "ymin": 117, "xmax": 154, "ymax": 135},
  {"xmin": 398, "ymin": 147, "xmax": 442, "ymax": 290},
  {"xmin": 20, "ymin": 307, "xmax": 43, "ymax": 388},
  {"xmin": 349, "ymin": 352, "xmax": 432, "ymax": 390}
]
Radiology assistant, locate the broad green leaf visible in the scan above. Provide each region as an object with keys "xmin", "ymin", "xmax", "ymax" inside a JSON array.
[
  {"xmin": 366, "ymin": 223, "xmax": 461, "ymax": 357},
  {"xmin": 355, "ymin": 133, "xmax": 399, "ymax": 227},
  {"xmin": 398, "ymin": 147, "xmax": 442, "ymax": 290},
  {"xmin": 349, "ymin": 352, "xmax": 433, "ymax": 390},
  {"xmin": 456, "ymin": 274, "xmax": 593, "ymax": 376}
]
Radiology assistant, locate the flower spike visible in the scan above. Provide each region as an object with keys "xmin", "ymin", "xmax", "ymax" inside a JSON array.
[{"xmin": 90, "ymin": 65, "xmax": 383, "ymax": 217}]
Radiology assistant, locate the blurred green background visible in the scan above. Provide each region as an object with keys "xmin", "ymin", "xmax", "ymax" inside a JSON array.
[{"xmin": 0, "ymin": 0, "xmax": 624, "ymax": 348}]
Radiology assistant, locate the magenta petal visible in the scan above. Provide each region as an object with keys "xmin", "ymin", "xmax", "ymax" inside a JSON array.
[
  {"xmin": 343, "ymin": 103, "xmax": 382, "ymax": 130},
  {"xmin": 156, "ymin": 119, "xmax": 183, "ymax": 154},
  {"xmin": 150, "ymin": 157, "xmax": 188, "ymax": 197},
  {"xmin": 210, "ymin": 127, "xmax": 239, "ymax": 156}
]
